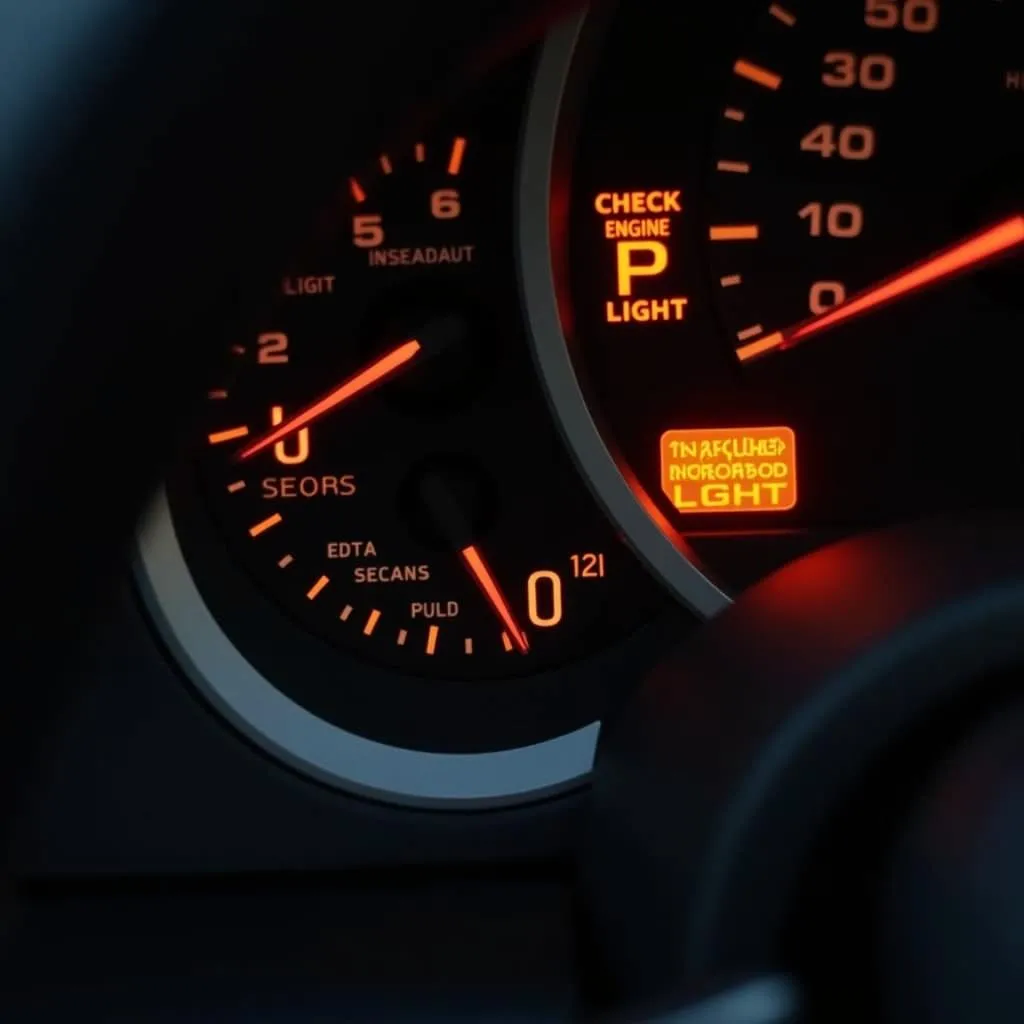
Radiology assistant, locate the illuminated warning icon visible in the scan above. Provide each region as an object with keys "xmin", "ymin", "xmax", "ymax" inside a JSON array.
[
  {"xmin": 660, "ymin": 426, "xmax": 797, "ymax": 514},
  {"xmin": 594, "ymin": 189, "xmax": 689, "ymax": 325}
]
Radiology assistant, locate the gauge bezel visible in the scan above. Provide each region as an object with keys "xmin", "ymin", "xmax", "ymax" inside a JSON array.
[
  {"xmin": 137, "ymin": 486, "xmax": 613, "ymax": 808},
  {"xmin": 518, "ymin": 12, "xmax": 731, "ymax": 618}
]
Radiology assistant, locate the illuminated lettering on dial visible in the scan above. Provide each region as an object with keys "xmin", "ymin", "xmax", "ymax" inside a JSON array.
[
  {"xmin": 594, "ymin": 189, "xmax": 688, "ymax": 325},
  {"xmin": 282, "ymin": 274, "xmax": 336, "ymax": 297},
  {"xmin": 271, "ymin": 406, "xmax": 309, "ymax": 465},
  {"xmin": 660, "ymin": 427, "xmax": 798, "ymax": 514},
  {"xmin": 593, "ymin": 190, "xmax": 682, "ymax": 215},
  {"xmin": 261, "ymin": 475, "xmax": 357, "ymax": 499}
]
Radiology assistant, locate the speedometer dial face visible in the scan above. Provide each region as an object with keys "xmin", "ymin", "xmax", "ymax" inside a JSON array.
[{"xmin": 528, "ymin": 0, "xmax": 1024, "ymax": 598}]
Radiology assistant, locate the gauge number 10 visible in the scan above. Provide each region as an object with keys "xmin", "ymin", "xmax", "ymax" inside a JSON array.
[
  {"xmin": 525, "ymin": 554, "xmax": 606, "ymax": 629},
  {"xmin": 799, "ymin": 202, "xmax": 863, "ymax": 238}
]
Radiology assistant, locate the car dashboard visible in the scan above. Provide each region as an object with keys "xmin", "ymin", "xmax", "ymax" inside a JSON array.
[{"xmin": 2, "ymin": 1, "xmax": 1022, "ymax": 1021}]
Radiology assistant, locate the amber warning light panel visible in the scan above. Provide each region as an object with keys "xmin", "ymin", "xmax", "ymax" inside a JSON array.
[
  {"xmin": 660, "ymin": 427, "xmax": 797, "ymax": 514},
  {"xmin": 593, "ymin": 190, "xmax": 688, "ymax": 325}
]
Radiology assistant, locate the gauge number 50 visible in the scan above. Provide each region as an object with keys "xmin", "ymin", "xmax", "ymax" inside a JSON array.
[{"xmin": 864, "ymin": 0, "xmax": 939, "ymax": 32}]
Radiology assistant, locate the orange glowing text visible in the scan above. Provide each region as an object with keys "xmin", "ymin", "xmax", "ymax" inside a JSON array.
[
  {"xmin": 660, "ymin": 427, "xmax": 797, "ymax": 514},
  {"xmin": 594, "ymin": 191, "xmax": 682, "ymax": 216},
  {"xmin": 594, "ymin": 190, "xmax": 688, "ymax": 326}
]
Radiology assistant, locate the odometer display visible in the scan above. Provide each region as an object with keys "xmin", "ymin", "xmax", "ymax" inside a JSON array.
[{"xmin": 533, "ymin": 0, "xmax": 1024, "ymax": 597}]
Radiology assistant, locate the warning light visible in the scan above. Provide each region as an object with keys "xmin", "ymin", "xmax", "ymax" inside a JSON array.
[
  {"xmin": 660, "ymin": 426, "xmax": 797, "ymax": 514},
  {"xmin": 594, "ymin": 191, "xmax": 682, "ymax": 216},
  {"xmin": 594, "ymin": 188, "xmax": 689, "ymax": 326},
  {"xmin": 616, "ymin": 241, "xmax": 668, "ymax": 296}
]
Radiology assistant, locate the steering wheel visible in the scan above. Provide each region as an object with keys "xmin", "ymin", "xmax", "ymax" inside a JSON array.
[{"xmin": 2, "ymin": 3, "xmax": 1021, "ymax": 1021}]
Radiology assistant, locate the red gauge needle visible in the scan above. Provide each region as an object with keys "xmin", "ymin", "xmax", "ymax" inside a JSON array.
[
  {"xmin": 238, "ymin": 339, "xmax": 422, "ymax": 458},
  {"xmin": 459, "ymin": 544, "xmax": 530, "ymax": 654},
  {"xmin": 736, "ymin": 214, "xmax": 1024, "ymax": 363}
]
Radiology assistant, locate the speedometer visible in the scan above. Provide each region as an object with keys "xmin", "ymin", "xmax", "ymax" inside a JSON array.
[{"xmin": 524, "ymin": 0, "xmax": 1024, "ymax": 604}]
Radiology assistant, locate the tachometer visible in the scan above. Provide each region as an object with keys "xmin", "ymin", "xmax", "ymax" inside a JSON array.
[
  {"xmin": 524, "ymin": 0, "xmax": 1024, "ymax": 604},
  {"xmin": 138, "ymin": 53, "xmax": 670, "ymax": 807},
  {"xmin": 195, "ymin": 110, "xmax": 663, "ymax": 680}
]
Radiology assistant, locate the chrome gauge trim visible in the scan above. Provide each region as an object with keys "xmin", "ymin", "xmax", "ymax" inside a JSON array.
[
  {"xmin": 136, "ymin": 487, "xmax": 599, "ymax": 808},
  {"xmin": 518, "ymin": 14, "xmax": 731, "ymax": 618}
]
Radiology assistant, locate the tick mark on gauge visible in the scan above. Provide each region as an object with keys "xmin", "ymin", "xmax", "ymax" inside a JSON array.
[
  {"xmin": 249, "ymin": 513, "xmax": 282, "ymax": 537},
  {"xmin": 306, "ymin": 575, "xmax": 330, "ymax": 600},
  {"xmin": 364, "ymin": 609, "xmax": 381, "ymax": 636},
  {"xmin": 717, "ymin": 160, "xmax": 751, "ymax": 174},
  {"xmin": 227, "ymin": 480, "xmax": 246, "ymax": 493},
  {"xmin": 724, "ymin": 107, "xmax": 747, "ymax": 122},
  {"xmin": 710, "ymin": 224, "xmax": 760, "ymax": 241},
  {"xmin": 208, "ymin": 389, "xmax": 228, "ymax": 400},
  {"xmin": 208, "ymin": 426, "xmax": 249, "ymax": 445},
  {"xmin": 230, "ymin": 345, "xmax": 246, "ymax": 356},
  {"xmin": 339, "ymin": 604, "xmax": 353, "ymax": 621},
  {"xmin": 415, "ymin": 142, "xmax": 426, "ymax": 162},
  {"xmin": 397, "ymin": 629, "xmax": 408, "ymax": 647},
  {"xmin": 278, "ymin": 554, "xmax": 295, "ymax": 569},
  {"xmin": 379, "ymin": 154, "xmax": 393, "ymax": 174},
  {"xmin": 734, "ymin": 59, "xmax": 783, "ymax": 91},
  {"xmin": 737, "ymin": 330, "xmax": 785, "ymax": 362},
  {"xmin": 464, "ymin": 638, "xmax": 474, "ymax": 655},
  {"xmin": 426, "ymin": 625, "xmax": 439, "ymax": 655},
  {"xmin": 721, "ymin": 274, "xmax": 743, "ymax": 287},
  {"xmin": 769, "ymin": 3, "xmax": 797, "ymax": 27},
  {"xmin": 737, "ymin": 324, "xmax": 765, "ymax": 342},
  {"xmin": 349, "ymin": 177, "xmax": 366, "ymax": 203},
  {"xmin": 448, "ymin": 136, "xmax": 467, "ymax": 175}
]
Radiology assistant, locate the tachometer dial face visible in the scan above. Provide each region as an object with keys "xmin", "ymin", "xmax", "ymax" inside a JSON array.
[
  {"xmin": 195, "ymin": 161, "xmax": 659, "ymax": 681},
  {"xmin": 529, "ymin": 0, "xmax": 1024, "ymax": 600},
  {"xmin": 173, "ymin": 56, "xmax": 665, "ymax": 704},
  {"xmin": 137, "ymin": 53, "xmax": 678, "ymax": 800},
  {"xmin": 136, "ymin": 43, "xmax": 684, "ymax": 807}
]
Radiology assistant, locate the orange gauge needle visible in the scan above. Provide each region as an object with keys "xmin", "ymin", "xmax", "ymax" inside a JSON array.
[
  {"xmin": 239, "ymin": 339, "xmax": 421, "ymax": 458},
  {"xmin": 737, "ymin": 214, "xmax": 1024, "ymax": 363},
  {"xmin": 459, "ymin": 544, "xmax": 530, "ymax": 654}
]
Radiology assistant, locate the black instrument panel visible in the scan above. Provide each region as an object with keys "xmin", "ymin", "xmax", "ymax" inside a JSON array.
[
  {"xmin": 540, "ymin": 0, "xmax": 1023, "ymax": 598},
  {"xmin": 137, "ymin": 43, "xmax": 679, "ymax": 809},
  {"xmin": 129, "ymin": 0, "xmax": 1022, "ymax": 812}
]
